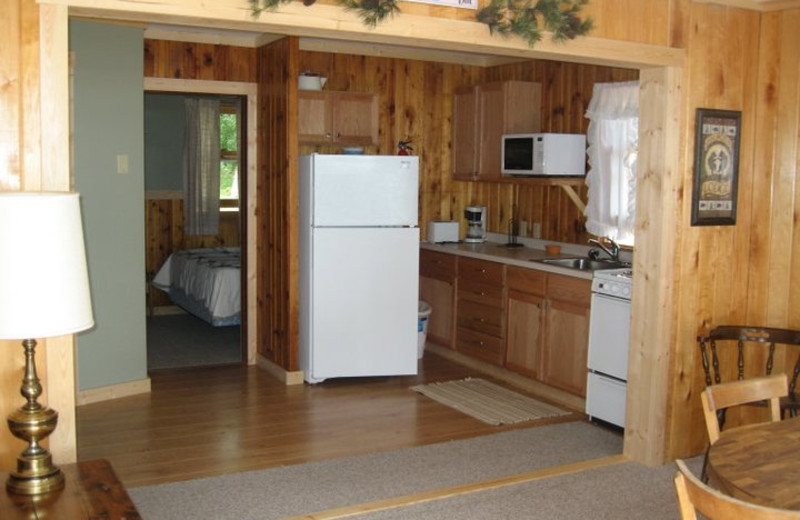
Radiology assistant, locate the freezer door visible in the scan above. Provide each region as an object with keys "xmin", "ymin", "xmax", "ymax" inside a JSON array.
[
  {"xmin": 307, "ymin": 227, "xmax": 419, "ymax": 382},
  {"xmin": 309, "ymin": 154, "xmax": 419, "ymax": 227}
]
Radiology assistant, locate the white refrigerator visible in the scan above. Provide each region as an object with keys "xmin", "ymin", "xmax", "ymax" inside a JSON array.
[{"xmin": 299, "ymin": 154, "xmax": 420, "ymax": 384}]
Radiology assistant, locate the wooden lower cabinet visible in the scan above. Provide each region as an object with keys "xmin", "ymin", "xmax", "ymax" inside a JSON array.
[
  {"xmin": 541, "ymin": 283, "xmax": 591, "ymax": 396},
  {"xmin": 456, "ymin": 257, "xmax": 506, "ymax": 365},
  {"xmin": 419, "ymin": 250, "xmax": 590, "ymax": 397},
  {"xmin": 506, "ymin": 289, "xmax": 545, "ymax": 379},
  {"xmin": 419, "ymin": 250, "xmax": 456, "ymax": 348},
  {"xmin": 505, "ymin": 266, "xmax": 591, "ymax": 397},
  {"xmin": 420, "ymin": 276, "xmax": 455, "ymax": 347}
]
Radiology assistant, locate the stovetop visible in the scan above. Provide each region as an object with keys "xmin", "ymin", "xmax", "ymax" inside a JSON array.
[{"xmin": 593, "ymin": 267, "xmax": 633, "ymax": 282}]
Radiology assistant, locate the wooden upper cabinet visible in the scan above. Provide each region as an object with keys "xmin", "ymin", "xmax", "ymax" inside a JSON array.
[
  {"xmin": 452, "ymin": 81, "xmax": 542, "ymax": 181},
  {"xmin": 452, "ymin": 85, "xmax": 480, "ymax": 179},
  {"xmin": 298, "ymin": 90, "xmax": 378, "ymax": 146}
]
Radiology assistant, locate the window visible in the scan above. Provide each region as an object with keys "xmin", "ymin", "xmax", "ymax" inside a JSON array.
[
  {"xmin": 219, "ymin": 101, "xmax": 240, "ymax": 211},
  {"xmin": 584, "ymin": 81, "xmax": 639, "ymax": 246}
]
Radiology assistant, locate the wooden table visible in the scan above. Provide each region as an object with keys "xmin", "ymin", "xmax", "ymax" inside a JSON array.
[
  {"xmin": 0, "ymin": 459, "xmax": 141, "ymax": 519},
  {"xmin": 707, "ymin": 416, "xmax": 800, "ymax": 510}
]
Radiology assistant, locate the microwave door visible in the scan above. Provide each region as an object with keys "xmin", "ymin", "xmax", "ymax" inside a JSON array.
[{"xmin": 502, "ymin": 136, "xmax": 534, "ymax": 175}]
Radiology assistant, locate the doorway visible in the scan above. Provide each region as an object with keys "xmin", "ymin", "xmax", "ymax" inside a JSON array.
[{"xmin": 143, "ymin": 78, "xmax": 259, "ymax": 369}]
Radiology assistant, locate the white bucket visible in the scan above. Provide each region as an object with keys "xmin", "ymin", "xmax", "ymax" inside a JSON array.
[{"xmin": 417, "ymin": 301, "xmax": 432, "ymax": 359}]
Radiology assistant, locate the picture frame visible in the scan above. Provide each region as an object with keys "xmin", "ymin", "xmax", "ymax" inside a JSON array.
[{"xmin": 691, "ymin": 108, "xmax": 741, "ymax": 226}]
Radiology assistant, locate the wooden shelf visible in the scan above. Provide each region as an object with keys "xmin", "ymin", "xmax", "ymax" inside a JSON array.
[
  {"xmin": 461, "ymin": 175, "xmax": 586, "ymax": 187},
  {"xmin": 456, "ymin": 175, "xmax": 588, "ymax": 212}
]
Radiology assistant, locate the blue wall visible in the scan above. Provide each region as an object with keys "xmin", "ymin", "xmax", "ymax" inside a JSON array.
[
  {"xmin": 145, "ymin": 93, "xmax": 184, "ymax": 191},
  {"xmin": 70, "ymin": 20, "xmax": 148, "ymax": 391}
]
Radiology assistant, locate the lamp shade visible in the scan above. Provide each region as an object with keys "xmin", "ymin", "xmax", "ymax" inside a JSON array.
[{"xmin": 0, "ymin": 192, "xmax": 94, "ymax": 339}]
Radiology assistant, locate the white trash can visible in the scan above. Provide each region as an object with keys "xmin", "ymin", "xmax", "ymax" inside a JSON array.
[{"xmin": 417, "ymin": 301, "xmax": 432, "ymax": 359}]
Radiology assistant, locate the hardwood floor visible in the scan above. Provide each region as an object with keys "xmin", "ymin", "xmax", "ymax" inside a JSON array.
[{"xmin": 76, "ymin": 353, "xmax": 583, "ymax": 488}]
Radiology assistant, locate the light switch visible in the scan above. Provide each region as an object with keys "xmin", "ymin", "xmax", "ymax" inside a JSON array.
[
  {"xmin": 533, "ymin": 222, "xmax": 541, "ymax": 239},
  {"xmin": 117, "ymin": 154, "xmax": 129, "ymax": 174}
]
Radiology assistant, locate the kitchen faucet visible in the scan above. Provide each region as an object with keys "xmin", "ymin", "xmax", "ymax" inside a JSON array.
[{"xmin": 588, "ymin": 237, "xmax": 620, "ymax": 261}]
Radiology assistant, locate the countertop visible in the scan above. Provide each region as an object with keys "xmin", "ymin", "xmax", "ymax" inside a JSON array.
[{"xmin": 420, "ymin": 239, "xmax": 595, "ymax": 280}]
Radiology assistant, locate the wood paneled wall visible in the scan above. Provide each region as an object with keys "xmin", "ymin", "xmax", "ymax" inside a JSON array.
[
  {"xmin": 143, "ymin": 39, "xmax": 257, "ymax": 82},
  {"xmin": 298, "ymin": 52, "xmax": 637, "ymax": 244},
  {"xmin": 666, "ymin": 5, "xmax": 800, "ymax": 459},
  {"xmin": 257, "ymin": 37, "xmax": 299, "ymax": 370}
]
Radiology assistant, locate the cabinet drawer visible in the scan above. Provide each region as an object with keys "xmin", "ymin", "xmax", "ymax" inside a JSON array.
[
  {"xmin": 457, "ymin": 300, "xmax": 505, "ymax": 338},
  {"xmin": 507, "ymin": 266, "xmax": 546, "ymax": 296},
  {"xmin": 457, "ymin": 279, "xmax": 504, "ymax": 308},
  {"xmin": 420, "ymin": 250, "xmax": 456, "ymax": 281},
  {"xmin": 547, "ymin": 274, "xmax": 591, "ymax": 306},
  {"xmin": 458, "ymin": 257, "xmax": 504, "ymax": 285},
  {"xmin": 456, "ymin": 327, "xmax": 505, "ymax": 366}
]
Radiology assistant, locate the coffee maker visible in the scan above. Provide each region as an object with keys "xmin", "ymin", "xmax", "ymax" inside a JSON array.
[{"xmin": 464, "ymin": 205, "xmax": 487, "ymax": 243}]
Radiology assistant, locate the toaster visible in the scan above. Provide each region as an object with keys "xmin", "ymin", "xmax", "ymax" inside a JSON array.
[{"xmin": 427, "ymin": 220, "xmax": 460, "ymax": 243}]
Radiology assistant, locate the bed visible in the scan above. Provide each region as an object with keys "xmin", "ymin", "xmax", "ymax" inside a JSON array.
[{"xmin": 152, "ymin": 247, "xmax": 241, "ymax": 326}]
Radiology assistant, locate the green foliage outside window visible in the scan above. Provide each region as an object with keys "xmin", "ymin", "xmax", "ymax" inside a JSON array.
[
  {"xmin": 220, "ymin": 113, "xmax": 239, "ymax": 200},
  {"xmin": 220, "ymin": 114, "xmax": 237, "ymax": 153}
]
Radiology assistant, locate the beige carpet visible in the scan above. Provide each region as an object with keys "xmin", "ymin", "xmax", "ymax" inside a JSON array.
[
  {"xmin": 129, "ymin": 421, "xmax": 625, "ymax": 520},
  {"xmin": 410, "ymin": 377, "xmax": 570, "ymax": 425}
]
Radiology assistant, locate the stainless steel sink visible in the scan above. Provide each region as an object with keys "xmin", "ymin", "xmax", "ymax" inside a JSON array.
[{"xmin": 532, "ymin": 257, "xmax": 630, "ymax": 271}]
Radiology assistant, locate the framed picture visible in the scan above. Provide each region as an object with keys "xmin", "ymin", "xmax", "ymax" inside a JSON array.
[{"xmin": 691, "ymin": 108, "xmax": 742, "ymax": 226}]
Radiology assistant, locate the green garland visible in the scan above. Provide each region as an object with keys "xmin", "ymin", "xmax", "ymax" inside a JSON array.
[
  {"xmin": 249, "ymin": 0, "xmax": 399, "ymax": 27},
  {"xmin": 249, "ymin": 0, "xmax": 592, "ymax": 46},
  {"xmin": 476, "ymin": 0, "xmax": 593, "ymax": 46}
]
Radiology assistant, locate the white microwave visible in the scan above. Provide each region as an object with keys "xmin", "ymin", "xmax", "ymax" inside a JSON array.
[{"xmin": 501, "ymin": 133, "xmax": 586, "ymax": 176}]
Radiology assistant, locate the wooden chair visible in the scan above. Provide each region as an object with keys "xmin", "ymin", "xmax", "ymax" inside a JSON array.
[
  {"xmin": 700, "ymin": 374, "xmax": 787, "ymax": 444},
  {"xmin": 698, "ymin": 326, "xmax": 800, "ymax": 420},
  {"xmin": 674, "ymin": 459, "xmax": 800, "ymax": 520},
  {"xmin": 699, "ymin": 374, "xmax": 787, "ymax": 480}
]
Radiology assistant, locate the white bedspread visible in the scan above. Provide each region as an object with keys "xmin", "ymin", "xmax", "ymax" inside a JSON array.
[{"xmin": 153, "ymin": 247, "xmax": 240, "ymax": 323}]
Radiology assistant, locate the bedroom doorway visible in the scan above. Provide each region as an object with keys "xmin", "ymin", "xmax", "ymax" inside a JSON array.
[{"xmin": 144, "ymin": 79, "xmax": 257, "ymax": 371}]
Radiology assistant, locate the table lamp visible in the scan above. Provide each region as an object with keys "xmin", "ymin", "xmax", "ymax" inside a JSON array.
[{"xmin": 0, "ymin": 192, "xmax": 94, "ymax": 495}]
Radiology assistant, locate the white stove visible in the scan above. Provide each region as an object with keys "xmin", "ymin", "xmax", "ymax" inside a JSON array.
[{"xmin": 586, "ymin": 266, "xmax": 633, "ymax": 428}]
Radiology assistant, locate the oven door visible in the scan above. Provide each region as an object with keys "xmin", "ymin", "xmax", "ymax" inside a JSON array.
[{"xmin": 587, "ymin": 293, "xmax": 631, "ymax": 381}]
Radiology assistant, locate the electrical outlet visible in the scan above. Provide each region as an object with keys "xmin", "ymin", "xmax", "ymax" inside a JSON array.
[
  {"xmin": 519, "ymin": 220, "xmax": 528, "ymax": 236},
  {"xmin": 533, "ymin": 222, "xmax": 542, "ymax": 239}
]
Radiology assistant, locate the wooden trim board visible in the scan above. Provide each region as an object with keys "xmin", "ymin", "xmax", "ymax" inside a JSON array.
[
  {"xmin": 257, "ymin": 354, "xmax": 305, "ymax": 386},
  {"xmin": 59, "ymin": 0, "xmax": 685, "ymax": 69},
  {"xmin": 280, "ymin": 454, "xmax": 627, "ymax": 520},
  {"xmin": 77, "ymin": 377, "xmax": 152, "ymax": 406}
]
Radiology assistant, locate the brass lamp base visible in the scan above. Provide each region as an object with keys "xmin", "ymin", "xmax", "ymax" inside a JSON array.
[
  {"xmin": 5, "ymin": 339, "xmax": 65, "ymax": 496},
  {"xmin": 6, "ymin": 453, "xmax": 65, "ymax": 495}
]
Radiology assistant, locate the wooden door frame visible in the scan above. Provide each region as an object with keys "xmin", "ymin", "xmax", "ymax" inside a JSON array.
[
  {"xmin": 143, "ymin": 77, "xmax": 259, "ymax": 366},
  {"xmin": 40, "ymin": 2, "xmax": 684, "ymax": 467}
]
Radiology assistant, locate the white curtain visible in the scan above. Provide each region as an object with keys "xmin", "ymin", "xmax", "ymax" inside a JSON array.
[
  {"xmin": 184, "ymin": 98, "xmax": 221, "ymax": 235},
  {"xmin": 584, "ymin": 81, "xmax": 639, "ymax": 245}
]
